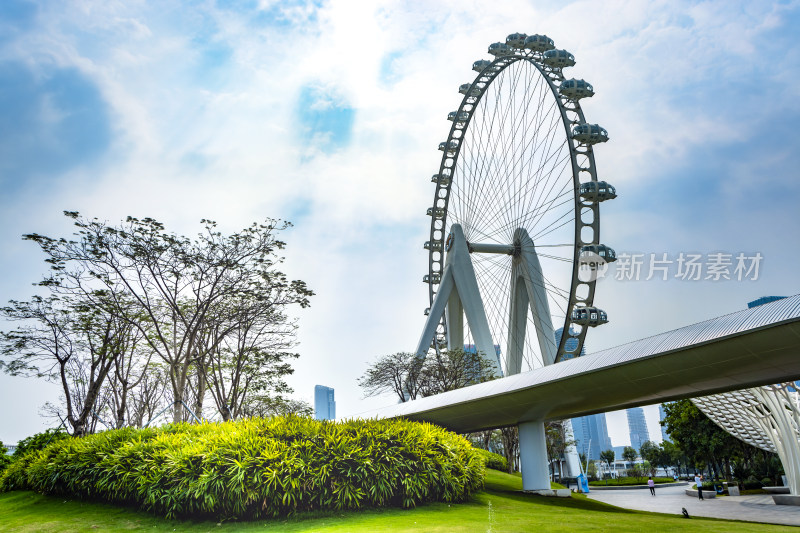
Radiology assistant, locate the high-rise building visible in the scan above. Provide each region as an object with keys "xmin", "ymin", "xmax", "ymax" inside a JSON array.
[
  {"xmin": 626, "ymin": 407, "xmax": 650, "ymax": 453},
  {"xmin": 571, "ymin": 412, "xmax": 614, "ymax": 461},
  {"xmin": 555, "ymin": 327, "xmax": 609, "ymax": 460},
  {"xmin": 314, "ymin": 385, "xmax": 335, "ymax": 421},
  {"xmin": 658, "ymin": 404, "xmax": 670, "ymax": 442},
  {"xmin": 555, "ymin": 326, "xmax": 586, "ymax": 360}
]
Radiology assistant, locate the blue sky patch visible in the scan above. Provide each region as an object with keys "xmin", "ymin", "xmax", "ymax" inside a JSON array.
[
  {"xmin": 215, "ymin": 0, "xmax": 322, "ymax": 29},
  {"xmin": 0, "ymin": 62, "xmax": 112, "ymax": 190},
  {"xmin": 295, "ymin": 84, "xmax": 355, "ymax": 155},
  {"xmin": 379, "ymin": 51, "xmax": 404, "ymax": 85}
]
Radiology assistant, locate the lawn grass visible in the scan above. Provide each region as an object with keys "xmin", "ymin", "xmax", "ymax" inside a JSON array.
[{"xmin": 0, "ymin": 470, "xmax": 791, "ymax": 532}]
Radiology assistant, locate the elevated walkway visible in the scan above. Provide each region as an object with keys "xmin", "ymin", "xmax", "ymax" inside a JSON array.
[{"xmin": 362, "ymin": 295, "xmax": 800, "ymax": 433}]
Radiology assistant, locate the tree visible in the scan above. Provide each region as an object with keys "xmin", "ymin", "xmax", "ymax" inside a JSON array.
[
  {"xmin": 500, "ymin": 426, "xmax": 519, "ymax": 474},
  {"xmin": 358, "ymin": 348, "xmax": 495, "ymax": 403},
  {"xmin": 545, "ymin": 420, "xmax": 575, "ymax": 480},
  {"xmin": 639, "ymin": 441, "xmax": 659, "ymax": 467},
  {"xmin": 587, "ymin": 460, "xmax": 598, "ymax": 480},
  {"xmin": 418, "ymin": 348, "xmax": 497, "ymax": 396},
  {"xmin": 18, "ymin": 212, "xmax": 313, "ymax": 424},
  {"xmin": 661, "ymin": 399, "xmax": 750, "ymax": 480},
  {"xmin": 1, "ymin": 293, "xmax": 135, "ymax": 436},
  {"xmin": 0, "ymin": 442, "xmax": 11, "ymax": 473},
  {"xmin": 600, "ymin": 449, "xmax": 615, "ymax": 474},
  {"xmin": 622, "ymin": 446, "xmax": 638, "ymax": 469},
  {"xmin": 357, "ymin": 352, "xmax": 424, "ymax": 402},
  {"xmin": 239, "ymin": 395, "xmax": 313, "ymax": 418}
]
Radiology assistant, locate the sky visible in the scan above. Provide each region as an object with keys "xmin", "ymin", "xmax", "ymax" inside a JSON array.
[{"xmin": 1, "ymin": 0, "xmax": 799, "ymax": 448}]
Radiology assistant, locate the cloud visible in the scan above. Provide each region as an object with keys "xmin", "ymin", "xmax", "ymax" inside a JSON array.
[
  {"xmin": 0, "ymin": 0, "xmax": 799, "ymax": 443},
  {"xmin": 0, "ymin": 61, "xmax": 111, "ymax": 190}
]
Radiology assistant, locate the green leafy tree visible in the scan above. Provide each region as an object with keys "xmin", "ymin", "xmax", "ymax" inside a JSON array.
[
  {"xmin": 0, "ymin": 442, "xmax": 11, "ymax": 473},
  {"xmin": 15, "ymin": 212, "xmax": 313, "ymax": 424},
  {"xmin": 639, "ymin": 440, "xmax": 661, "ymax": 476},
  {"xmin": 1, "ymin": 293, "xmax": 138, "ymax": 436},
  {"xmin": 545, "ymin": 420, "xmax": 575, "ymax": 480},
  {"xmin": 357, "ymin": 352, "xmax": 425, "ymax": 402},
  {"xmin": 622, "ymin": 445, "xmax": 638, "ymax": 465},
  {"xmin": 600, "ymin": 449, "xmax": 615, "ymax": 474},
  {"xmin": 358, "ymin": 348, "xmax": 495, "ymax": 403},
  {"xmin": 587, "ymin": 460, "xmax": 598, "ymax": 480},
  {"xmin": 662, "ymin": 399, "xmax": 748, "ymax": 479}
]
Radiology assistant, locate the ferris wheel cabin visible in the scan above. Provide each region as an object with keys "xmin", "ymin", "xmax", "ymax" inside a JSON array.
[
  {"xmin": 524, "ymin": 34, "xmax": 555, "ymax": 52},
  {"xmin": 579, "ymin": 181, "xmax": 617, "ymax": 202},
  {"xmin": 559, "ymin": 79, "xmax": 594, "ymax": 100},
  {"xmin": 571, "ymin": 307, "xmax": 608, "ymax": 327},
  {"xmin": 431, "ymin": 173, "xmax": 451, "ymax": 186},
  {"xmin": 488, "ymin": 42, "xmax": 512, "ymax": 57},
  {"xmin": 505, "ymin": 33, "xmax": 528, "ymax": 48},
  {"xmin": 572, "ymin": 123, "xmax": 609, "ymax": 145},
  {"xmin": 439, "ymin": 140, "xmax": 459, "ymax": 154},
  {"xmin": 542, "ymin": 49, "xmax": 575, "ymax": 68},
  {"xmin": 579, "ymin": 244, "xmax": 617, "ymax": 263},
  {"xmin": 448, "ymin": 111, "xmax": 470, "ymax": 123},
  {"xmin": 458, "ymin": 83, "xmax": 482, "ymax": 97},
  {"xmin": 472, "ymin": 60, "xmax": 492, "ymax": 72}
]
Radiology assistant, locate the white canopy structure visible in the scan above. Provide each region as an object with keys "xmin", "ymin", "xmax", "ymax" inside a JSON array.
[{"xmin": 694, "ymin": 383, "xmax": 800, "ymax": 497}]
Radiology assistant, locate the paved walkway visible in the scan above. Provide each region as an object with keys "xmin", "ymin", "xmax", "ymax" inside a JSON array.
[{"xmin": 584, "ymin": 483, "xmax": 800, "ymax": 527}]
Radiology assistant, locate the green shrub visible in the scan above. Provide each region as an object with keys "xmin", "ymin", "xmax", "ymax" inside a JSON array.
[
  {"xmin": 743, "ymin": 475, "xmax": 761, "ymax": 490},
  {"xmin": 12, "ymin": 428, "xmax": 71, "ymax": 458},
  {"xmin": 0, "ymin": 442, "xmax": 11, "ymax": 474},
  {"xmin": 473, "ymin": 448, "xmax": 508, "ymax": 471},
  {"xmin": 588, "ymin": 476, "xmax": 673, "ymax": 486},
  {"xmin": 0, "ymin": 416, "xmax": 484, "ymax": 519}
]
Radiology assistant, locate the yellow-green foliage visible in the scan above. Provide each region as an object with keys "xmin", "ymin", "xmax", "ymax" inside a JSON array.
[
  {"xmin": 472, "ymin": 448, "xmax": 508, "ymax": 472},
  {"xmin": 0, "ymin": 416, "xmax": 484, "ymax": 519}
]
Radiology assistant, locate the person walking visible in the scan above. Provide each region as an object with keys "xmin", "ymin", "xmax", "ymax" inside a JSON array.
[
  {"xmin": 694, "ymin": 473, "xmax": 704, "ymax": 500},
  {"xmin": 647, "ymin": 476, "xmax": 655, "ymax": 496}
]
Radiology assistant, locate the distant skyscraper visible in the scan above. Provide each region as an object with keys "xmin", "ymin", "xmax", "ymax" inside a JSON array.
[
  {"xmin": 314, "ymin": 385, "xmax": 335, "ymax": 421},
  {"xmin": 571, "ymin": 413, "xmax": 613, "ymax": 461},
  {"xmin": 555, "ymin": 327, "xmax": 586, "ymax": 360},
  {"xmin": 747, "ymin": 296, "xmax": 787, "ymax": 309},
  {"xmin": 658, "ymin": 404, "xmax": 670, "ymax": 442},
  {"xmin": 555, "ymin": 327, "xmax": 607, "ymax": 460},
  {"xmin": 627, "ymin": 407, "xmax": 650, "ymax": 452}
]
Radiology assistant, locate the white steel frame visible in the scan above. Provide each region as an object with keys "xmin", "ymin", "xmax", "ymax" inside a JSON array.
[{"xmin": 693, "ymin": 383, "xmax": 800, "ymax": 495}]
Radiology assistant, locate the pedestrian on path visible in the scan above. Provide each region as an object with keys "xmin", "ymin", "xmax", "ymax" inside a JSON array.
[
  {"xmin": 694, "ymin": 473, "xmax": 704, "ymax": 500},
  {"xmin": 648, "ymin": 476, "xmax": 655, "ymax": 496}
]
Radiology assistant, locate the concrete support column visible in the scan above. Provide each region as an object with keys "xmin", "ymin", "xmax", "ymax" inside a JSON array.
[{"xmin": 519, "ymin": 420, "xmax": 551, "ymax": 491}]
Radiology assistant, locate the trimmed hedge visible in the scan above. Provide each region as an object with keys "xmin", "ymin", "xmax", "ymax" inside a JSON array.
[
  {"xmin": 473, "ymin": 448, "xmax": 508, "ymax": 472},
  {"xmin": 0, "ymin": 416, "xmax": 483, "ymax": 519},
  {"xmin": 589, "ymin": 477, "xmax": 673, "ymax": 486}
]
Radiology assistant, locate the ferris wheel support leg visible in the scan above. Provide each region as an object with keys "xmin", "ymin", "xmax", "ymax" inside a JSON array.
[
  {"xmin": 446, "ymin": 286, "xmax": 465, "ymax": 351},
  {"xmin": 562, "ymin": 419, "xmax": 582, "ymax": 478},
  {"xmin": 506, "ymin": 229, "xmax": 558, "ymax": 373},
  {"xmin": 448, "ymin": 225, "xmax": 502, "ymax": 375},
  {"xmin": 414, "ymin": 266, "xmax": 455, "ymax": 358},
  {"xmin": 519, "ymin": 420, "xmax": 552, "ymax": 491}
]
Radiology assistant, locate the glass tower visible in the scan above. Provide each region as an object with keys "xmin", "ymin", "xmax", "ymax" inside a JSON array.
[
  {"xmin": 314, "ymin": 385, "xmax": 335, "ymax": 421},
  {"xmin": 626, "ymin": 407, "xmax": 650, "ymax": 452}
]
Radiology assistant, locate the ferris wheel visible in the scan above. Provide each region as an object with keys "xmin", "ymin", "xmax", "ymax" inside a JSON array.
[{"xmin": 416, "ymin": 33, "xmax": 617, "ymax": 377}]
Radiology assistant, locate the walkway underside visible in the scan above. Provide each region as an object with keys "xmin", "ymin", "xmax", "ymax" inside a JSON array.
[{"xmin": 364, "ymin": 295, "xmax": 800, "ymax": 434}]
